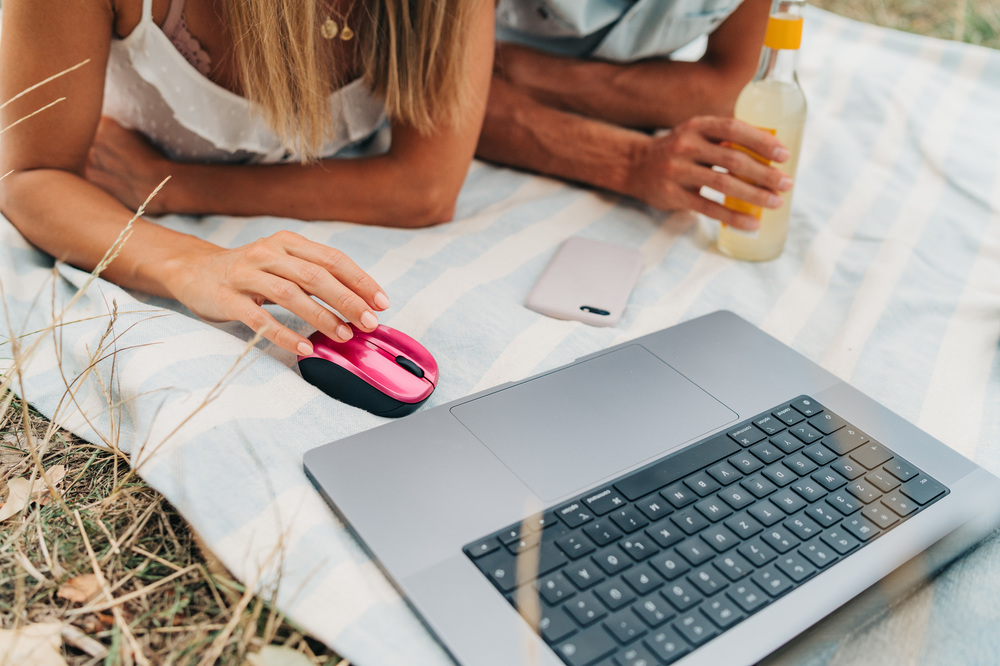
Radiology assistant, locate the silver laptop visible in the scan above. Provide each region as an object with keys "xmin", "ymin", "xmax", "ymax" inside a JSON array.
[{"xmin": 304, "ymin": 310, "xmax": 1000, "ymax": 666}]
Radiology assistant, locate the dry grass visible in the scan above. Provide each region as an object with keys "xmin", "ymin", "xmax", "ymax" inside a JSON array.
[
  {"xmin": 2, "ymin": 2, "xmax": 997, "ymax": 665},
  {"xmin": 812, "ymin": 0, "xmax": 1000, "ymax": 48}
]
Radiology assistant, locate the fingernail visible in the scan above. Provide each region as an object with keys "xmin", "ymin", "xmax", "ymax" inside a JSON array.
[
  {"xmin": 742, "ymin": 215, "xmax": 760, "ymax": 230},
  {"xmin": 767, "ymin": 194, "xmax": 783, "ymax": 208},
  {"xmin": 772, "ymin": 147, "xmax": 790, "ymax": 162},
  {"xmin": 360, "ymin": 312, "xmax": 378, "ymax": 330},
  {"xmin": 297, "ymin": 341, "xmax": 313, "ymax": 356},
  {"xmin": 337, "ymin": 324, "xmax": 353, "ymax": 340},
  {"xmin": 778, "ymin": 176, "xmax": 794, "ymax": 191},
  {"xmin": 374, "ymin": 291, "xmax": 390, "ymax": 310}
]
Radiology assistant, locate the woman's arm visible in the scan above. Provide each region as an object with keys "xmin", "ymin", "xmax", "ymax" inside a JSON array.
[
  {"xmin": 83, "ymin": 0, "xmax": 497, "ymax": 226},
  {"xmin": 492, "ymin": 0, "xmax": 771, "ymax": 130},
  {"xmin": 0, "ymin": 0, "xmax": 388, "ymax": 356}
]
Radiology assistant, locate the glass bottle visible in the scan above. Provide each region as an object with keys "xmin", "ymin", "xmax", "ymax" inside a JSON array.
[{"xmin": 718, "ymin": 0, "xmax": 808, "ymax": 261}]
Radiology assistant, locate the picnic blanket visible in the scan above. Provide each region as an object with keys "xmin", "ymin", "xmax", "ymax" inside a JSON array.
[{"xmin": 2, "ymin": 7, "xmax": 999, "ymax": 664}]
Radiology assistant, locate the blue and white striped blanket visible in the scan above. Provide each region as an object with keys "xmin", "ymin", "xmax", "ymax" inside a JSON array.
[{"xmin": 2, "ymin": 7, "xmax": 999, "ymax": 664}]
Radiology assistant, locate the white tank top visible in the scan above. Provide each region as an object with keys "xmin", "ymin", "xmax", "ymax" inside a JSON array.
[{"xmin": 102, "ymin": 0, "xmax": 388, "ymax": 164}]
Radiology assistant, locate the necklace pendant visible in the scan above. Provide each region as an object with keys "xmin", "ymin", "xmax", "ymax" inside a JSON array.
[
  {"xmin": 321, "ymin": 18, "xmax": 339, "ymax": 40},
  {"xmin": 340, "ymin": 25, "xmax": 355, "ymax": 41}
]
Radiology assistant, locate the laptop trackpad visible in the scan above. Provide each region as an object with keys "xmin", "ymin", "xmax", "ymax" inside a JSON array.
[{"xmin": 451, "ymin": 345, "xmax": 737, "ymax": 502}]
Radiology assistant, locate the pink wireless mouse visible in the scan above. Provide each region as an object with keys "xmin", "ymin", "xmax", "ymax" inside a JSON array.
[{"xmin": 297, "ymin": 324, "xmax": 438, "ymax": 417}]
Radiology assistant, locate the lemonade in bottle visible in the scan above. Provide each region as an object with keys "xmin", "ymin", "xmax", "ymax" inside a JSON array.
[{"xmin": 718, "ymin": 0, "xmax": 807, "ymax": 261}]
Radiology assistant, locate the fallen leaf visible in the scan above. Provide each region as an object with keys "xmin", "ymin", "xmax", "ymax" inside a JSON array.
[
  {"xmin": 0, "ymin": 466, "xmax": 67, "ymax": 521},
  {"xmin": 0, "ymin": 621, "xmax": 68, "ymax": 666},
  {"xmin": 244, "ymin": 645, "xmax": 315, "ymax": 666},
  {"xmin": 57, "ymin": 574, "xmax": 104, "ymax": 604},
  {"xmin": 0, "ymin": 477, "xmax": 32, "ymax": 521}
]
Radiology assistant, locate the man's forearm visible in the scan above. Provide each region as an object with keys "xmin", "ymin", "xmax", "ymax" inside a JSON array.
[{"xmin": 477, "ymin": 76, "xmax": 646, "ymax": 197}]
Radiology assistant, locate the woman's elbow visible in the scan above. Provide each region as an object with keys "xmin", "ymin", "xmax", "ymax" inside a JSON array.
[{"xmin": 383, "ymin": 179, "xmax": 461, "ymax": 228}]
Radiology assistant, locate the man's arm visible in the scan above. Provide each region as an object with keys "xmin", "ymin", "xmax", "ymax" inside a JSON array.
[
  {"xmin": 477, "ymin": 76, "xmax": 791, "ymax": 230},
  {"xmin": 493, "ymin": 0, "xmax": 772, "ymax": 130}
]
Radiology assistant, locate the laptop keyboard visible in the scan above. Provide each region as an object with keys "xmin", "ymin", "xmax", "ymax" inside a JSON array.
[{"xmin": 463, "ymin": 396, "xmax": 949, "ymax": 666}]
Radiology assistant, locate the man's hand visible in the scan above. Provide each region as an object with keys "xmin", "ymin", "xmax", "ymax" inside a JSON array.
[{"xmin": 626, "ymin": 116, "xmax": 794, "ymax": 229}]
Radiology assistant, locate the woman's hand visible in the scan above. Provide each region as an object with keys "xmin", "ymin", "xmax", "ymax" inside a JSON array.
[
  {"xmin": 626, "ymin": 116, "xmax": 794, "ymax": 230},
  {"xmin": 86, "ymin": 117, "xmax": 172, "ymax": 215},
  {"xmin": 170, "ymin": 230, "xmax": 390, "ymax": 356}
]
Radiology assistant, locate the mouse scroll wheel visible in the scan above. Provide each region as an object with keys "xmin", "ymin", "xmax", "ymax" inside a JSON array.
[{"xmin": 394, "ymin": 355, "xmax": 425, "ymax": 379}]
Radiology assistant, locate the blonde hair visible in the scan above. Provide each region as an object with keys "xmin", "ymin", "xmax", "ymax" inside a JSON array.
[{"xmin": 223, "ymin": 0, "xmax": 478, "ymax": 160}]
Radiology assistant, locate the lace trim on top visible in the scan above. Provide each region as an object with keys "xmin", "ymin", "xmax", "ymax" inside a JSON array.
[{"xmin": 161, "ymin": 0, "xmax": 211, "ymax": 77}]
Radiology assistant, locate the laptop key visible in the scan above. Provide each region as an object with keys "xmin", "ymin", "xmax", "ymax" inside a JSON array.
[
  {"xmin": 714, "ymin": 551, "xmax": 753, "ymax": 580},
  {"xmin": 662, "ymin": 579, "xmax": 702, "ymax": 612},
  {"xmin": 537, "ymin": 572, "xmax": 576, "ymax": 604},
  {"xmin": 610, "ymin": 506, "xmax": 649, "ymax": 533},
  {"xmin": 882, "ymin": 490, "xmax": 918, "ymax": 517},
  {"xmin": 566, "ymin": 591, "xmax": 608, "ymax": 626},
  {"xmin": 831, "ymin": 458, "xmax": 865, "ymax": 480},
  {"xmin": 567, "ymin": 562, "xmax": 606, "ymax": 589},
  {"xmin": 538, "ymin": 606, "xmax": 577, "ymax": 643},
  {"xmin": 616, "ymin": 642, "xmax": 659, "ymax": 666},
  {"xmin": 821, "ymin": 528, "xmax": 861, "ymax": 554},
  {"xmin": 901, "ymin": 476, "xmax": 947, "ymax": 505},
  {"xmin": 813, "ymin": 468, "xmax": 848, "ymax": 491},
  {"xmin": 675, "ymin": 609, "xmax": 719, "ymax": 646},
  {"xmin": 643, "ymin": 626, "xmax": 691, "ymax": 664},
  {"xmin": 754, "ymin": 413, "xmax": 786, "ymax": 435},
  {"xmin": 661, "ymin": 482, "xmax": 698, "ymax": 509},
  {"xmin": 762, "ymin": 463, "xmax": 796, "ymax": 487},
  {"xmin": 846, "ymin": 479, "xmax": 881, "ymax": 504},
  {"xmin": 851, "ymin": 442, "xmax": 893, "ymax": 470},
  {"xmin": 884, "ymin": 457, "xmax": 920, "ymax": 482},
  {"xmin": 685, "ymin": 471, "xmax": 721, "ymax": 497},
  {"xmin": 727, "ymin": 580, "xmax": 769, "ymax": 613},
  {"xmin": 557, "ymin": 534, "xmax": 597, "ymax": 559},
  {"xmin": 646, "ymin": 519, "xmax": 684, "ymax": 549},
  {"xmin": 866, "ymin": 470, "xmax": 901, "ymax": 493},
  {"xmin": 631, "ymin": 596, "xmax": 675, "ymax": 628},
  {"xmin": 824, "ymin": 427, "xmax": 869, "ymax": 455},
  {"xmin": 604, "ymin": 609, "xmax": 648, "ymax": 644},
  {"xmin": 623, "ymin": 564, "xmax": 663, "ymax": 595},
  {"xmin": 725, "ymin": 512, "xmax": 764, "ymax": 539},
  {"xmin": 615, "ymin": 435, "xmax": 740, "ymax": 501},
  {"xmin": 753, "ymin": 564, "xmax": 794, "ymax": 597},
  {"xmin": 706, "ymin": 460, "xmax": 743, "ymax": 486},
  {"xmin": 776, "ymin": 552, "xmax": 817, "ymax": 582},
  {"xmin": 790, "ymin": 397, "xmax": 823, "ymax": 417},
  {"xmin": 799, "ymin": 541, "xmax": 839, "ymax": 569},
  {"xmin": 585, "ymin": 488, "xmax": 629, "ymax": 515},
  {"xmin": 465, "ymin": 537, "xmax": 500, "ymax": 558},
  {"xmin": 649, "ymin": 549, "xmax": 691, "ymax": 581},
  {"xmin": 862, "ymin": 503, "xmax": 899, "ymax": 529},
  {"xmin": 688, "ymin": 564, "xmax": 729, "ymax": 596},
  {"xmin": 738, "ymin": 538, "xmax": 778, "ymax": 566},
  {"xmin": 593, "ymin": 580, "xmax": 637, "ymax": 611},
  {"xmin": 809, "ymin": 412, "xmax": 847, "ymax": 435},
  {"xmin": 555, "ymin": 623, "xmax": 617, "ymax": 666},
  {"xmin": 559, "ymin": 501, "xmax": 595, "ymax": 528},
  {"xmin": 583, "ymin": 520, "xmax": 623, "ymax": 546},
  {"xmin": 841, "ymin": 516, "xmax": 880, "ymax": 542},
  {"xmin": 772, "ymin": 403, "xmax": 806, "ymax": 426},
  {"xmin": 592, "ymin": 547, "xmax": 632, "ymax": 576},
  {"xmin": 728, "ymin": 423, "xmax": 768, "ymax": 447},
  {"xmin": 770, "ymin": 432, "xmax": 805, "ymax": 454}
]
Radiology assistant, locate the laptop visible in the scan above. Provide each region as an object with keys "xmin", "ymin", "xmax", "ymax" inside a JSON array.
[{"xmin": 304, "ymin": 310, "xmax": 1000, "ymax": 666}]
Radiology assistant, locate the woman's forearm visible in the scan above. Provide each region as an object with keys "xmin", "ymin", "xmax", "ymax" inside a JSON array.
[{"xmin": 0, "ymin": 169, "xmax": 213, "ymax": 299}]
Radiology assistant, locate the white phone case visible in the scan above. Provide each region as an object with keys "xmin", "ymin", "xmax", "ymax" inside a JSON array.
[{"xmin": 525, "ymin": 237, "xmax": 644, "ymax": 327}]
